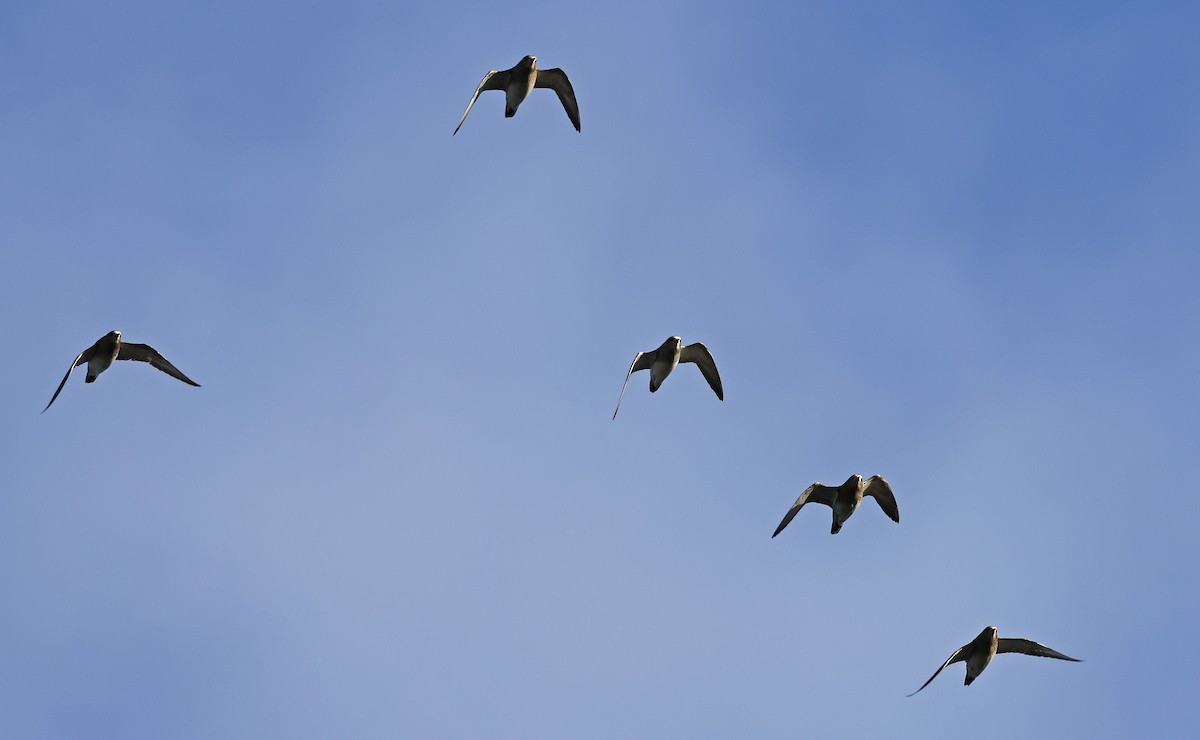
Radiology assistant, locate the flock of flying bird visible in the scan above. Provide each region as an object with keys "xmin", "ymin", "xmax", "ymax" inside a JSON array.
[{"xmin": 42, "ymin": 54, "xmax": 1082, "ymax": 696}]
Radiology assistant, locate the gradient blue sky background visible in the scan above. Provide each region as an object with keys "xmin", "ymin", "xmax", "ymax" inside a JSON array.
[{"xmin": 3, "ymin": 2, "xmax": 1198, "ymax": 738}]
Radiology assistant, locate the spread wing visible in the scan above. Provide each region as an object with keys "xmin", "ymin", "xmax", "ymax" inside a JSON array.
[
  {"xmin": 996, "ymin": 638, "xmax": 1080, "ymax": 662},
  {"xmin": 117, "ymin": 342, "xmax": 201, "ymax": 386},
  {"xmin": 907, "ymin": 644, "xmax": 970, "ymax": 697},
  {"xmin": 533, "ymin": 68, "xmax": 580, "ymax": 132},
  {"xmin": 771, "ymin": 483, "xmax": 838, "ymax": 537},
  {"xmin": 678, "ymin": 342, "xmax": 723, "ymax": 400},
  {"xmin": 863, "ymin": 474, "xmax": 900, "ymax": 523},
  {"xmin": 612, "ymin": 350, "xmax": 657, "ymax": 419},
  {"xmin": 453, "ymin": 69, "xmax": 510, "ymax": 135},
  {"xmin": 42, "ymin": 349, "xmax": 90, "ymax": 413}
]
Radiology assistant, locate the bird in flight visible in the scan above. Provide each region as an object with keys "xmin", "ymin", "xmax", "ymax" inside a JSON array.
[
  {"xmin": 908, "ymin": 625, "xmax": 1081, "ymax": 696},
  {"xmin": 613, "ymin": 336, "xmax": 723, "ymax": 419},
  {"xmin": 43, "ymin": 330, "xmax": 200, "ymax": 412},
  {"xmin": 454, "ymin": 55, "xmax": 580, "ymax": 135},
  {"xmin": 772, "ymin": 474, "xmax": 899, "ymax": 536}
]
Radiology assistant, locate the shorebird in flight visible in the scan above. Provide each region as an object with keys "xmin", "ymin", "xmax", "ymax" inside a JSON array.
[
  {"xmin": 772, "ymin": 474, "xmax": 899, "ymax": 536},
  {"xmin": 908, "ymin": 625, "xmax": 1081, "ymax": 696},
  {"xmin": 454, "ymin": 55, "xmax": 580, "ymax": 134},
  {"xmin": 43, "ymin": 330, "xmax": 200, "ymax": 412},
  {"xmin": 612, "ymin": 336, "xmax": 723, "ymax": 419}
]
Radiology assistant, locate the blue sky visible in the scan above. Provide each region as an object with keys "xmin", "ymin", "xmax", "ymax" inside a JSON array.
[{"xmin": 2, "ymin": 1, "xmax": 1198, "ymax": 737}]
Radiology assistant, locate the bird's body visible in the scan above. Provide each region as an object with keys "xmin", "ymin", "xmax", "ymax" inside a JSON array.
[
  {"xmin": 454, "ymin": 55, "xmax": 581, "ymax": 134},
  {"xmin": 908, "ymin": 626, "xmax": 1081, "ymax": 696},
  {"xmin": 772, "ymin": 474, "xmax": 899, "ymax": 536},
  {"xmin": 963, "ymin": 628, "xmax": 1001, "ymax": 686},
  {"xmin": 613, "ymin": 336, "xmax": 723, "ymax": 419},
  {"xmin": 84, "ymin": 331, "xmax": 122, "ymax": 382},
  {"xmin": 647, "ymin": 340, "xmax": 682, "ymax": 392},
  {"xmin": 43, "ymin": 330, "xmax": 200, "ymax": 412},
  {"xmin": 503, "ymin": 58, "xmax": 538, "ymax": 117}
]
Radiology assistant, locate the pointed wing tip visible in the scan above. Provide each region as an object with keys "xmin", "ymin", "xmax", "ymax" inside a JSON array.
[
  {"xmin": 1045, "ymin": 650, "xmax": 1082, "ymax": 662},
  {"xmin": 906, "ymin": 679, "xmax": 935, "ymax": 697},
  {"xmin": 41, "ymin": 389, "xmax": 62, "ymax": 412},
  {"xmin": 771, "ymin": 511, "xmax": 797, "ymax": 538},
  {"xmin": 165, "ymin": 371, "xmax": 200, "ymax": 387}
]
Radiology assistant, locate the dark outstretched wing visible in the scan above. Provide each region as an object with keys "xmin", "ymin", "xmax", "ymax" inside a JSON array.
[
  {"xmin": 678, "ymin": 342, "xmax": 723, "ymax": 401},
  {"xmin": 863, "ymin": 474, "xmax": 900, "ymax": 523},
  {"xmin": 771, "ymin": 483, "xmax": 838, "ymax": 537},
  {"xmin": 117, "ymin": 343, "xmax": 200, "ymax": 386},
  {"xmin": 453, "ymin": 69, "xmax": 511, "ymax": 135},
  {"xmin": 533, "ymin": 68, "xmax": 580, "ymax": 132},
  {"xmin": 997, "ymin": 638, "xmax": 1081, "ymax": 662},
  {"xmin": 43, "ymin": 349, "xmax": 90, "ymax": 413},
  {"xmin": 612, "ymin": 350, "xmax": 657, "ymax": 419},
  {"xmin": 907, "ymin": 644, "xmax": 970, "ymax": 697}
]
